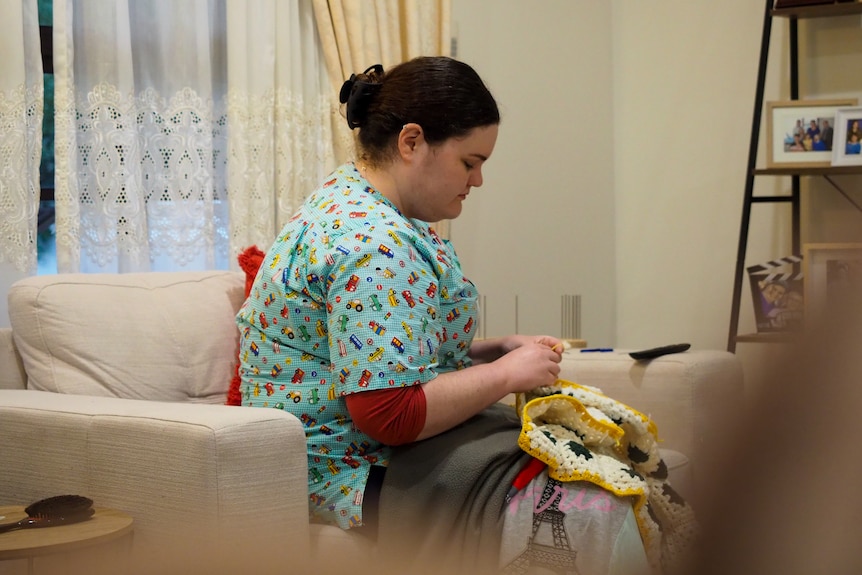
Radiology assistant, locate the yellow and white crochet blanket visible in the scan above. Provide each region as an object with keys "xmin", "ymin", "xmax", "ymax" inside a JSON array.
[{"xmin": 515, "ymin": 380, "xmax": 699, "ymax": 575}]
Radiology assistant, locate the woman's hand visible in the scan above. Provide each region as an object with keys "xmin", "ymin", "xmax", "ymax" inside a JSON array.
[
  {"xmin": 469, "ymin": 334, "xmax": 564, "ymax": 364},
  {"xmin": 499, "ymin": 334, "xmax": 564, "ymax": 357},
  {"xmin": 495, "ymin": 341, "xmax": 563, "ymax": 394}
]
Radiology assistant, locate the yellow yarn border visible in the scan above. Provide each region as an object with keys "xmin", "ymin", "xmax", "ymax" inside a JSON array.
[{"xmin": 516, "ymin": 379, "xmax": 666, "ymax": 569}]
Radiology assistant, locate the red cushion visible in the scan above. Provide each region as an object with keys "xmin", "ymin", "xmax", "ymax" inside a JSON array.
[{"xmin": 226, "ymin": 245, "xmax": 265, "ymax": 406}]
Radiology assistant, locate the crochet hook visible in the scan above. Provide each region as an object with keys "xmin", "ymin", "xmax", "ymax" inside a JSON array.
[{"xmin": 504, "ymin": 457, "xmax": 547, "ymax": 503}]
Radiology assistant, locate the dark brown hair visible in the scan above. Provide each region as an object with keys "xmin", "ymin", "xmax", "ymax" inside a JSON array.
[{"xmin": 342, "ymin": 56, "xmax": 500, "ymax": 166}]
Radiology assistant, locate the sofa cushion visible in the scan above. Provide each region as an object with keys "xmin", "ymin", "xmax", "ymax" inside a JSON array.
[{"xmin": 8, "ymin": 271, "xmax": 245, "ymax": 403}]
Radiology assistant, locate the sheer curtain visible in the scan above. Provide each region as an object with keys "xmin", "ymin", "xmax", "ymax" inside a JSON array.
[
  {"xmin": 226, "ymin": 0, "xmax": 334, "ymax": 254},
  {"xmin": 44, "ymin": 0, "xmax": 449, "ymax": 273},
  {"xmin": 52, "ymin": 0, "xmax": 334, "ymax": 273},
  {"xmin": 0, "ymin": 0, "xmax": 43, "ymax": 275},
  {"xmin": 53, "ymin": 0, "xmax": 227, "ymax": 272}
]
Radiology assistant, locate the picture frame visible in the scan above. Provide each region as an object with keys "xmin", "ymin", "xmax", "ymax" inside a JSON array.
[
  {"xmin": 747, "ymin": 255, "xmax": 804, "ymax": 333},
  {"xmin": 803, "ymin": 243, "xmax": 862, "ymax": 323},
  {"xmin": 766, "ymin": 99, "xmax": 857, "ymax": 168},
  {"xmin": 830, "ymin": 106, "xmax": 862, "ymax": 166}
]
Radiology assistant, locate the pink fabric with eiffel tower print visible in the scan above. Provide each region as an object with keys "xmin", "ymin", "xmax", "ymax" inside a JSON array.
[{"xmin": 500, "ymin": 473, "xmax": 650, "ymax": 575}]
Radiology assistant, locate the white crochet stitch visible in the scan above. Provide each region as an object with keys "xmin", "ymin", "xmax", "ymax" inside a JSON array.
[{"xmin": 516, "ymin": 380, "xmax": 699, "ymax": 575}]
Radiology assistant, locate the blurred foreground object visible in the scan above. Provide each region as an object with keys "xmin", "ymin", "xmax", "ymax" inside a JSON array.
[{"xmin": 681, "ymin": 296, "xmax": 862, "ymax": 575}]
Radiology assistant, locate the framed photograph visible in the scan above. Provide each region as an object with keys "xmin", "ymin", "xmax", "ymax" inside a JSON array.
[
  {"xmin": 803, "ymin": 243, "xmax": 862, "ymax": 322},
  {"xmin": 830, "ymin": 106, "xmax": 862, "ymax": 166},
  {"xmin": 766, "ymin": 99, "xmax": 857, "ymax": 168},
  {"xmin": 747, "ymin": 255, "xmax": 804, "ymax": 333}
]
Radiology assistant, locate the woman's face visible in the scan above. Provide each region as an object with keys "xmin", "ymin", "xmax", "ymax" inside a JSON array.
[{"xmin": 403, "ymin": 124, "xmax": 498, "ymax": 222}]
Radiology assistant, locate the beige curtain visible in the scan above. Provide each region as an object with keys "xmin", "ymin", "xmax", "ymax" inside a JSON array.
[{"xmin": 310, "ymin": 0, "xmax": 452, "ymax": 236}]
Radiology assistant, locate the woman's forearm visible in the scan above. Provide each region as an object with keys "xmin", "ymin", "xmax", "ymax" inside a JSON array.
[
  {"xmin": 417, "ymin": 338, "xmax": 563, "ymax": 441},
  {"xmin": 416, "ymin": 363, "xmax": 509, "ymax": 440}
]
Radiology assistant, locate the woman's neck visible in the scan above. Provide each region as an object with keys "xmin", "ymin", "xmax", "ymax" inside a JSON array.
[{"xmin": 357, "ymin": 162, "xmax": 406, "ymax": 216}]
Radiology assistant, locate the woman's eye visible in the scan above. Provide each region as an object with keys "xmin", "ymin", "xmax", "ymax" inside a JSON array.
[{"xmin": 463, "ymin": 161, "xmax": 474, "ymax": 170}]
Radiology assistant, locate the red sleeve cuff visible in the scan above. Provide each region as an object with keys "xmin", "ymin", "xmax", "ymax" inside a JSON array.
[{"xmin": 345, "ymin": 385, "xmax": 427, "ymax": 446}]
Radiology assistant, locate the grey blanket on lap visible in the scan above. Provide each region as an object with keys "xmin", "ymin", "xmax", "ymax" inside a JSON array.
[{"xmin": 377, "ymin": 403, "xmax": 531, "ymax": 575}]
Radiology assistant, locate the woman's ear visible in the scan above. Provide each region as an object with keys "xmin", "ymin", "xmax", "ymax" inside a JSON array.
[{"xmin": 397, "ymin": 123, "xmax": 425, "ymax": 160}]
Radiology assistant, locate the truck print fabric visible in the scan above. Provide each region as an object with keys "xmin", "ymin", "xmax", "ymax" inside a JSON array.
[{"xmin": 236, "ymin": 163, "xmax": 479, "ymax": 529}]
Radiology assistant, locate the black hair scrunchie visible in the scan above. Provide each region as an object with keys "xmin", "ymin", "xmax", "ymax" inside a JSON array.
[{"xmin": 339, "ymin": 64, "xmax": 384, "ymax": 130}]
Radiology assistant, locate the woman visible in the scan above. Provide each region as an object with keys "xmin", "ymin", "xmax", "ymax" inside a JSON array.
[{"xmin": 235, "ymin": 56, "xmax": 563, "ymax": 533}]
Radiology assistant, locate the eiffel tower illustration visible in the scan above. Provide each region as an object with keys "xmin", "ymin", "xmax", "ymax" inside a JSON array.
[{"xmin": 504, "ymin": 478, "xmax": 580, "ymax": 575}]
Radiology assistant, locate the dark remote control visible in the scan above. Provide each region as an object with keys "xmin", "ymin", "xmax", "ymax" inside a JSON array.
[{"xmin": 629, "ymin": 343, "xmax": 691, "ymax": 361}]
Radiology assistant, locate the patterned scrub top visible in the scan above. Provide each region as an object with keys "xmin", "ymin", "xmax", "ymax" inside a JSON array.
[{"xmin": 236, "ymin": 163, "xmax": 479, "ymax": 529}]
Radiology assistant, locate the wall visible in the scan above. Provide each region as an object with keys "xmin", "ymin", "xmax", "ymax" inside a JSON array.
[
  {"xmin": 612, "ymin": 0, "xmax": 798, "ymax": 355},
  {"xmin": 612, "ymin": 4, "xmax": 862, "ymax": 387},
  {"xmin": 450, "ymin": 0, "xmax": 616, "ymax": 345},
  {"xmin": 450, "ymin": 1, "xmax": 812, "ymax": 368},
  {"xmin": 448, "ymin": 0, "xmax": 849, "ymax": 398}
]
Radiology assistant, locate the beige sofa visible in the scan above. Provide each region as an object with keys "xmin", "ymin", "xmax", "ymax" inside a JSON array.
[{"xmin": 0, "ymin": 271, "xmax": 743, "ymax": 574}]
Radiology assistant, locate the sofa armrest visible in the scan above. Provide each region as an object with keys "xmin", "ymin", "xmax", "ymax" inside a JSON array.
[
  {"xmin": 0, "ymin": 328, "xmax": 25, "ymax": 390},
  {"xmin": 0, "ymin": 390, "xmax": 309, "ymax": 573}
]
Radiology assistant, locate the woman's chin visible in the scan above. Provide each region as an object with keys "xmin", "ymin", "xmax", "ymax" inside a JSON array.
[
  {"xmin": 444, "ymin": 202, "xmax": 464, "ymax": 220},
  {"xmin": 418, "ymin": 206, "xmax": 462, "ymax": 223}
]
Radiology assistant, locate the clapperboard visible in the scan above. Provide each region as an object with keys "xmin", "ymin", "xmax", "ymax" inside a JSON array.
[{"xmin": 747, "ymin": 255, "xmax": 804, "ymax": 332}]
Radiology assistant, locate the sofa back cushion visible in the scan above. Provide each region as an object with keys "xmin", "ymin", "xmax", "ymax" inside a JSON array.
[{"xmin": 8, "ymin": 271, "xmax": 245, "ymax": 403}]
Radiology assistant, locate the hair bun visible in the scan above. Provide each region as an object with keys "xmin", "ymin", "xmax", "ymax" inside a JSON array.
[{"xmin": 339, "ymin": 64, "xmax": 384, "ymax": 130}]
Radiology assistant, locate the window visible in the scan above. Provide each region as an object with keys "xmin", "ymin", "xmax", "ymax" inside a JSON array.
[{"xmin": 38, "ymin": 0, "xmax": 56, "ymax": 274}]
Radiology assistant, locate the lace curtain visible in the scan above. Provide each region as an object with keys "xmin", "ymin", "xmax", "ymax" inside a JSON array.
[
  {"xmin": 52, "ymin": 0, "xmax": 334, "ymax": 273},
  {"xmin": 0, "ymin": 0, "xmax": 43, "ymax": 274},
  {"xmin": 4, "ymin": 0, "xmax": 450, "ymax": 275},
  {"xmin": 227, "ymin": 0, "xmax": 335, "ymax": 255}
]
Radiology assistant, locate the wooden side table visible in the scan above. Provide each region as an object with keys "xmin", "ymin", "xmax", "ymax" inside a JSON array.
[{"xmin": 0, "ymin": 506, "xmax": 134, "ymax": 575}]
